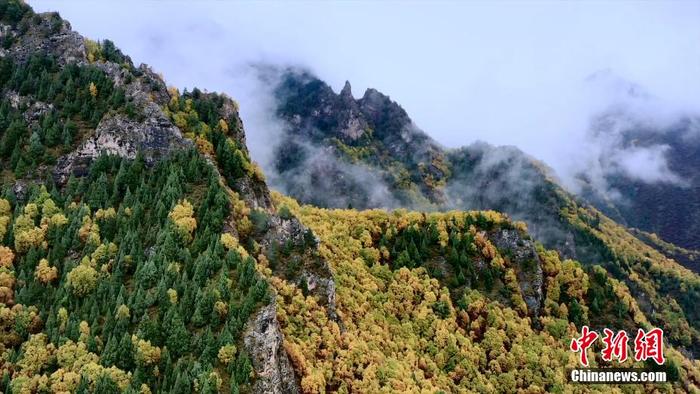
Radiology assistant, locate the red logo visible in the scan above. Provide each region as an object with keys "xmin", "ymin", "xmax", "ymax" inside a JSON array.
[
  {"xmin": 634, "ymin": 328, "xmax": 665, "ymax": 365},
  {"xmin": 601, "ymin": 328, "xmax": 629, "ymax": 363},
  {"xmin": 570, "ymin": 326, "xmax": 665, "ymax": 366},
  {"xmin": 570, "ymin": 325, "xmax": 599, "ymax": 366}
]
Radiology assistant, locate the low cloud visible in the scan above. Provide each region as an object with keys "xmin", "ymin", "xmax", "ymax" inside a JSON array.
[
  {"xmin": 271, "ymin": 139, "xmax": 400, "ymax": 209},
  {"xmin": 29, "ymin": 1, "xmax": 700, "ymax": 203},
  {"xmin": 614, "ymin": 145, "xmax": 683, "ymax": 184},
  {"xmin": 553, "ymin": 70, "xmax": 692, "ymax": 199}
]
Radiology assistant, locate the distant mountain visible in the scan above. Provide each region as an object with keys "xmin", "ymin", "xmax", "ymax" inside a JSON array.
[
  {"xmin": 272, "ymin": 70, "xmax": 447, "ymax": 209},
  {"xmin": 577, "ymin": 113, "xmax": 700, "ymax": 252}
]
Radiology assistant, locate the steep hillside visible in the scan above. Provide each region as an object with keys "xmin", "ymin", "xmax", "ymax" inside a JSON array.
[
  {"xmin": 268, "ymin": 68, "xmax": 700, "ymax": 358},
  {"xmin": 0, "ymin": 3, "xmax": 309, "ymax": 392},
  {"xmin": 272, "ymin": 193, "xmax": 700, "ymax": 392}
]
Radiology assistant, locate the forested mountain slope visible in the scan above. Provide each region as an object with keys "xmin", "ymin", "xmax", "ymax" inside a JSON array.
[
  {"xmin": 273, "ymin": 193, "xmax": 700, "ymax": 392},
  {"xmin": 0, "ymin": 2, "xmax": 300, "ymax": 392},
  {"xmin": 0, "ymin": 1, "xmax": 698, "ymax": 393},
  {"xmin": 268, "ymin": 69, "xmax": 700, "ymax": 357}
]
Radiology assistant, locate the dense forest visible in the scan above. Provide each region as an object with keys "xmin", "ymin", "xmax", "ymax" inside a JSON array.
[
  {"xmin": 0, "ymin": 2, "xmax": 271, "ymax": 392},
  {"xmin": 271, "ymin": 194, "xmax": 699, "ymax": 392},
  {"xmin": 1, "ymin": 152, "xmax": 268, "ymax": 393},
  {"xmin": 0, "ymin": 1, "xmax": 699, "ymax": 393}
]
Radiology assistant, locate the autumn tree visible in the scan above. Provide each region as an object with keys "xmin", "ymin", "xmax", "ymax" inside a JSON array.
[
  {"xmin": 67, "ymin": 258, "xmax": 99, "ymax": 297},
  {"xmin": 35, "ymin": 258, "xmax": 58, "ymax": 284},
  {"xmin": 169, "ymin": 199, "xmax": 197, "ymax": 243}
]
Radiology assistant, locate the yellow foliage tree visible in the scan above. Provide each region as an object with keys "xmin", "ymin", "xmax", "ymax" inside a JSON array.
[
  {"xmin": 0, "ymin": 268, "xmax": 16, "ymax": 304},
  {"xmin": 35, "ymin": 258, "xmax": 58, "ymax": 284},
  {"xmin": 95, "ymin": 207, "xmax": 117, "ymax": 220},
  {"xmin": 133, "ymin": 336, "xmax": 161, "ymax": 367},
  {"xmin": 217, "ymin": 344, "xmax": 237, "ymax": 365},
  {"xmin": 89, "ymin": 82, "xmax": 98, "ymax": 98},
  {"xmin": 168, "ymin": 199, "xmax": 197, "ymax": 243},
  {"xmin": 78, "ymin": 215, "xmax": 101, "ymax": 246},
  {"xmin": 16, "ymin": 333, "xmax": 56, "ymax": 376},
  {"xmin": 84, "ymin": 38, "xmax": 100, "ymax": 63},
  {"xmin": 116, "ymin": 304, "xmax": 130, "ymax": 320},
  {"xmin": 0, "ymin": 198, "xmax": 10, "ymax": 216},
  {"xmin": 79, "ymin": 321, "xmax": 90, "ymax": 343},
  {"xmin": 167, "ymin": 288, "xmax": 178, "ymax": 304},
  {"xmin": 0, "ymin": 198, "xmax": 10, "ymax": 241},
  {"xmin": 67, "ymin": 261, "xmax": 98, "ymax": 297},
  {"xmin": 0, "ymin": 246, "xmax": 14, "ymax": 268},
  {"xmin": 13, "ymin": 207, "xmax": 46, "ymax": 253},
  {"xmin": 220, "ymin": 233, "xmax": 238, "ymax": 250},
  {"xmin": 218, "ymin": 118, "xmax": 229, "ymax": 134}
]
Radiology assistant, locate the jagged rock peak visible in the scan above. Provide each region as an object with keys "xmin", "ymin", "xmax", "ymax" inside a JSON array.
[
  {"xmin": 340, "ymin": 80, "xmax": 353, "ymax": 98},
  {"xmin": 359, "ymin": 87, "xmax": 400, "ymax": 113}
]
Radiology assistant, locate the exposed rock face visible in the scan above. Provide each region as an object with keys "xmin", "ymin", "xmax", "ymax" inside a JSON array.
[
  {"xmin": 336, "ymin": 81, "xmax": 368, "ymax": 142},
  {"xmin": 261, "ymin": 215, "xmax": 339, "ymax": 321},
  {"xmin": 54, "ymin": 105, "xmax": 191, "ymax": 183},
  {"xmin": 233, "ymin": 173, "xmax": 274, "ymax": 211},
  {"xmin": 93, "ymin": 61, "xmax": 171, "ymax": 108},
  {"xmin": 272, "ymin": 70, "xmax": 449, "ymax": 209},
  {"xmin": 490, "ymin": 229, "xmax": 544, "ymax": 318},
  {"xmin": 0, "ymin": 12, "xmax": 86, "ymax": 65},
  {"xmin": 243, "ymin": 303, "xmax": 300, "ymax": 394},
  {"xmin": 3, "ymin": 90, "xmax": 54, "ymax": 124},
  {"xmin": 300, "ymin": 269, "xmax": 339, "ymax": 323},
  {"xmin": 261, "ymin": 215, "xmax": 308, "ymax": 250},
  {"xmin": 12, "ymin": 179, "xmax": 29, "ymax": 203}
]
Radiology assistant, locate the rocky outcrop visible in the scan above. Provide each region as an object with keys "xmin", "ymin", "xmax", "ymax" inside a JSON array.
[
  {"xmin": 335, "ymin": 81, "xmax": 368, "ymax": 142},
  {"xmin": 53, "ymin": 103, "xmax": 191, "ymax": 184},
  {"xmin": 300, "ymin": 269, "xmax": 339, "ymax": 323},
  {"xmin": 261, "ymin": 215, "xmax": 339, "ymax": 320},
  {"xmin": 93, "ymin": 61, "xmax": 170, "ymax": 108},
  {"xmin": 490, "ymin": 229, "xmax": 544, "ymax": 318},
  {"xmin": 245, "ymin": 197, "xmax": 340, "ymax": 327},
  {"xmin": 0, "ymin": 12, "xmax": 86, "ymax": 65},
  {"xmin": 243, "ymin": 303, "xmax": 300, "ymax": 394},
  {"xmin": 3, "ymin": 90, "xmax": 54, "ymax": 124},
  {"xmin": 272, "ymin": 70, "xmax": 450, "ymax": 209}
]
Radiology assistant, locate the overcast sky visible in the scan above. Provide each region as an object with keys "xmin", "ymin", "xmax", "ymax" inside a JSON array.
[{"xmin": 30, "ymin": 0, "xmax": 700, "ymax": 185}]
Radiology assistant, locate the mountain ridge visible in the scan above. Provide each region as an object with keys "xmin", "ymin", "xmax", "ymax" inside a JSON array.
[{"xmin": 266, "ymin": 67, "xmax": 700, "ymax": 357}]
